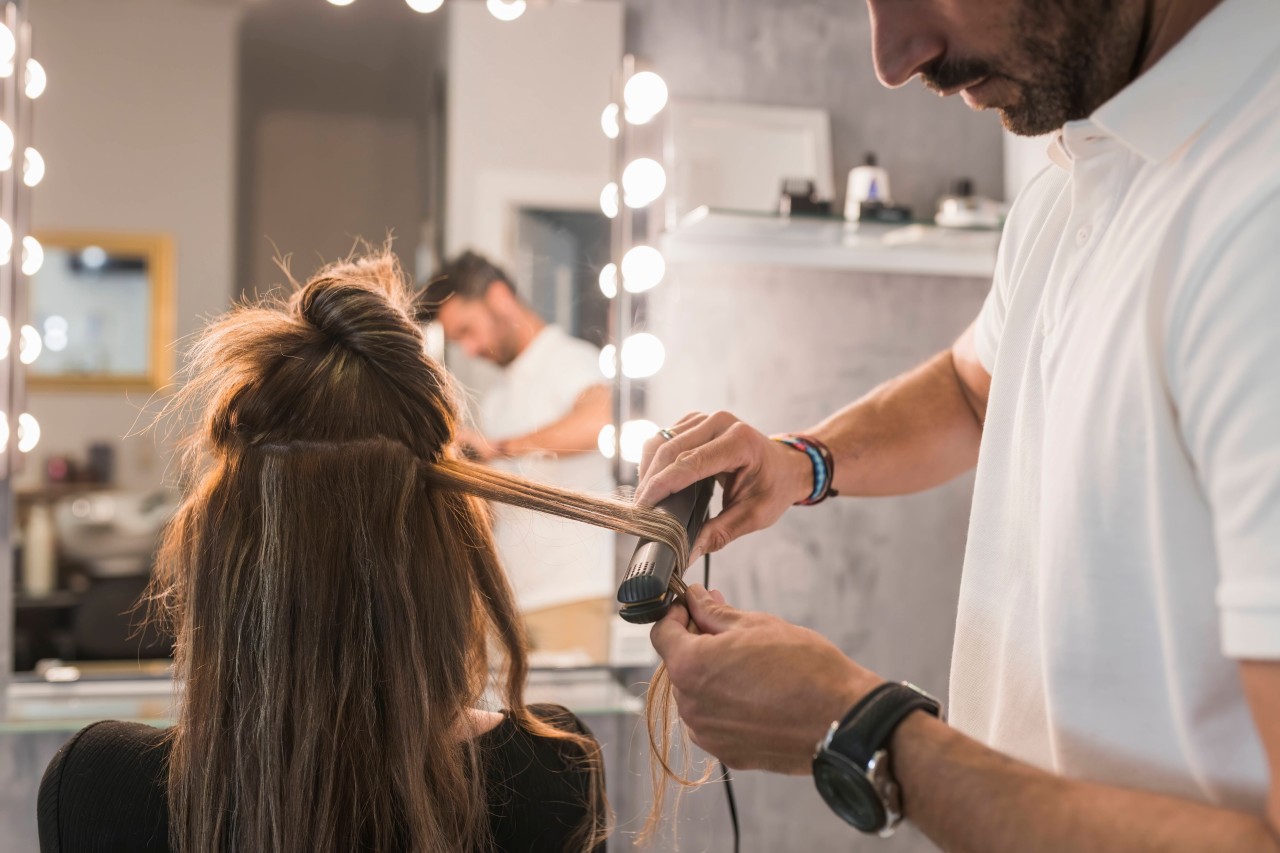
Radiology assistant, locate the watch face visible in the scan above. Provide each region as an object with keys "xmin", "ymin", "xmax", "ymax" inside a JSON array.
[{"xmin": 814, "ymin": 755, "xmax": 885, "ymax": 832}]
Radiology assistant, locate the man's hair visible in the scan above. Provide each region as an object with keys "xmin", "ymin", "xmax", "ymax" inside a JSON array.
[{"xmin": 417, "ymin": 250, "xmax": 517, "ymax": 322}]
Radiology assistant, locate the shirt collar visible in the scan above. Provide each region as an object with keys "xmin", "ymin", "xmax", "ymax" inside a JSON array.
[{"xmin": 1049, "ymin": 0, "xmax": 1280, "ymax": 168}]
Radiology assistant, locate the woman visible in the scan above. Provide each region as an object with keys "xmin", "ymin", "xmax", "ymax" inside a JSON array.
[{"xmin": 37, "ymin": 252, "xmax": 688, "ymax": 853}]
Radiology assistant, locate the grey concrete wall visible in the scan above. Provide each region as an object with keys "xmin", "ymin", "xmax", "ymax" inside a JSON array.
[
  {"xmin": 639, "ymin": 261, "xmax": 991, "ymax": 851},
  {"xmin": 623, "ymin": 0, "xmax": 1006, "ymax": 216}
]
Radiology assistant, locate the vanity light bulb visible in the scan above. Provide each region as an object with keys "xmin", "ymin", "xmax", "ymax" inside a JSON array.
[
  {"xmin": 17, "ymin": 412, "xmax": 39, "ymax": 453},
  {"xmin": 623, "ymin": 71, "xmax": 668, "ymax": 125},
  {"xmin": 621, "ymin": 333, "xmax": 665, "ymax": 378},
  {"xmin": 0, "ymin": 412, "xmax": 7, "ymax": 452},
  {"xmin": 0, "ymin": 25, "xmax": 14, "ymax": 78},
  {"xmin": 44, "ymin": 315, "xmax": 68, "ymax": 353},
  {"xmin": 601, "ymin": 104, "xmax": 620, "ymax": 140},
  {"xmin": 599, "ymin": 344, "xmax": 617, "ymax": 379},
  {"xmin": 621, "ymin": 245, "xmax": 665, "ymax": 293},
  {"xmin": 0, "ymin": 317, "xmax": 10, "ymax": 359},
  {"xmin": 620, "ymin": 419, "xmax": 659, "ymax": 464},
  {"xmin": 623, "ymin": 158, "xmax": 666, "ymax": 208},
  {"xmin": 600, "ymin": 182, "xmax": 619, "ymax": 219},
  {"xmin": 0, "ymin": 121, "xmax": 13, "ymax": 172},
  {"xmin": 597, "ymin": 423, "xmax": 616, "ymax": 459},
  {"xmin": 326, "ymin": 0, "xmax": 357, "ymax": 6},
  {"xmin": 25, "ymin": 59, "xmax": 46, "ymax": 99},
  {"xmin": 0, "ymin": 219, "xmax": 12, "ymax": 265},
  {"xmin": 19, "ymin": 324, "xmax": 40, "ymax": 364},
  {"xmin": 23, "ymin": 148, "xmax": 44, "ymax": 187},
  {"xmin": 599, "ymin": 263, "xmax": 618, "ymax": 298},
  {"xmin": 486, "ymin": 0, "xmax": 527, "ymax": 21},
  {"xmin": 22, "ymin": 236, "xmax": 42, "ymax": 276},
  {"xmin": 405, "ymin": 0, "xmax": 445, "ymax": 11}
]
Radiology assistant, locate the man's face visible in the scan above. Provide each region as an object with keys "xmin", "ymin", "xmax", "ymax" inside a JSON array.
[
  {"xmin": 435, "ymin": 290, "xmax": 520, "ymax": 366},
  {"xmin": 867, "ymin": 0, "xmax": 1143, "ymax": 136}
]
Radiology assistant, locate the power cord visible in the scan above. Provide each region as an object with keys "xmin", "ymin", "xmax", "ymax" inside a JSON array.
[{"xmin": 703, "ymin": 552, "xmax": 741, "ymax": 853}]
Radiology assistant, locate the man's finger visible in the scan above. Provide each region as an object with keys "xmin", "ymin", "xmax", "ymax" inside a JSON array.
[
  {"xmin": 639, "ymin": 412, "xmax": 706, "ymax": 479},
  {"xmin": 684, "ymin": 584, "xmax": 745, "ymax": 635},
  {"xmin": 650, "ymin": 600, "xmax": 698, "ymax": 660},
  {"xmin": 638, "ymin": 425, "xmax": 753, "ymax": 507}
]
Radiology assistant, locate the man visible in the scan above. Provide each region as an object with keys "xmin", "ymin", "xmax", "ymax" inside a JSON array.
[
  {"xmin": 421, "ymin": 251, "xmax": 615, "ymax": 663},
  {"xmin": 638, "ymin": 0, "xmax": 1280, "ymax": 849}
]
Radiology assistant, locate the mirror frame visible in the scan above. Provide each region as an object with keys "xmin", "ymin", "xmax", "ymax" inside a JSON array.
[{"xmin": 28, "ymin": 230, "xmax": 176, "ymax": 393}]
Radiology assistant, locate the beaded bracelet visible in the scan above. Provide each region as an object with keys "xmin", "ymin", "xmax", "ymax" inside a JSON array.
[{"xmin": 772, "ymin": 433, "xmax": 840, "ymax": 505}]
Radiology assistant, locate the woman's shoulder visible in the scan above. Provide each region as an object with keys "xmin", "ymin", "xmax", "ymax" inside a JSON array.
[{"xmin": 39, "ymin": 721, "xmax": 171, "ymax": 853}]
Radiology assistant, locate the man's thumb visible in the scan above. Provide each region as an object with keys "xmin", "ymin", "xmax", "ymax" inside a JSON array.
[{"xmin": 685, "ymin": 584, "xmax": 741, "ymax": 635}]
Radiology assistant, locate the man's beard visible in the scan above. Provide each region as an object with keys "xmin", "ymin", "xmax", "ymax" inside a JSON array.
[{"xmin": 921, "ymin": 0, "xmax": 1133, "ymax": 137}]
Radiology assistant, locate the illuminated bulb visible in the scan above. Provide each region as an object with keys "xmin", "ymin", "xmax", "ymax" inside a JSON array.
[
  {"xmin": 621, "ymin": 333, "xmax": 665, "ymax": 378},
  {"xmin": 624, "ymin": 71, "xmax": 668, "ymax": 124},
  {"xmin": 621, "ymin": 245, "xmax": 665, "ymax": 293},
  {"xmin": 17, "ymin": 412, "xmax": 39, "ymax": 453},
  {"xmin": 0, "ymin": 412, "xmax": 7, "ymax": 451},
  {"xmin": 0, "ymin": 121, "xmax": 13, "ymax": 171},
  {"xmin": 23, "ymin": 147, "xmax": 44, "ymax": 187},
  {"xmin": 405, "ymin": 0, "xmax": 445, "ymax": 10},
  {"xmin": 44, "ymin": 315, "xmax": 68, "ymax": 353},
  {"xmin": 326, "ymin": 0, "xmax": 357, "ymax": 5},
  {"xmin": 0, "ymin": 317, "xmax": 9, "ymax": 359},
  {"xmin": 19, "ymin": 324, "xmax": 40, "ymax": 364},
  {"xmin": 0, "ymin": 219, "xmax": 11, "ymax": 265},
  {"xmin": 623, "ymin": 158, "xmax": 666, "ymax": 208},
  {"xmin": 598, "ymin": 263, "xmax": 618, "ymax": 298},
  {"xmin": 25, "ymin": 58, "xmax": 45, "ymax": 99},
  {"xmin": 597, "ymin": 423, "xmax": 616, "ymax": 459},
  {"xmin": 81, "ymin": 245, "xmax": 107, "ymax": 269},
  {"xmin": 22, "ymin": 235, "xmax": 42, "ymax": 276},
  {"xmin": 486, "ymin": 0, "xmax": 526, "ymax": 21},
  {"xmin": 601, "ymin": 103, "xmax": 620, "ymax": 140},
  {"xmin": 600, "ymin": 182, "xmax": 619, "ymax": 219},
  {"xmin": 599, "ymin": 344, "xmax": 617, "ymax": 379},
  {"xmin": 620, "ymin": 419, "xmax": 659, "ymax": 464},
  {"xmin": 0, "ymin": 25, "xmax": 13, "ymax": 77}
]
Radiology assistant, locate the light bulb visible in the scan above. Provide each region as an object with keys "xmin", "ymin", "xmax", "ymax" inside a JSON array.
[
  {"xmin": 0, "ymin": 121, "xmax": 13, "ymax": 172},
  {"xmin": 598, "ymin": 263, "xmax": 618, "ymax": 298},
  {"xmin": 0, "ymin": 412, "xmax": 7, "ymax": 452},
  {"xmin": 621, "ymin": 245, "xmax": 665, "ymax": 293},
  {"xmin": 0, "ymin": 219, "xmax": 12, "ymax": 265},
  {"xmin": 623, "ymin": 158, "xmax": 666, "ymax": 208},
  {"xmin": 624, "ymin": 71, "xmax": 668, "ymax": 125},
  {"xmin": 19, "ymin": 324, "xmax": 40, "ymax": 364},
  {"xmin": 405, "ymin": 0, "xmax": 444, "ymax": 10},
  {"xmin": 597, "ymin": 423, "xmax": 616, "ymax": 459},
  {"xmin": 599, "ymin": 344, "xmax": 617, "ymax": 379},
  {"xmin": 620, "ymin": 419, "xmax": 659, "ymax": 464},
  {"xmin": 23, "ymin": 148, "xmax": 44, "ymax": 187},
  {"xmin": 486, "ymin": 0, "xmax": 526, "ymax": 21},
  {"xmin": 25, "ymin": 58, "xmax": 45, "ymax": 99},
  {"xmin": 621, "ymin": 333, "xmax": 665, "ymax": 378},
  {"xmin": 326, "ymin": 0, "xmax": 357, "ymax": 5},
  {"xmin": 44, "ymin": 315, "xmax": 68, "ymax": 353},
  {"xmin": 0, "ymin": 317, "xmax": 9, "ymax": 359},
  {"xmin": 601, "ymin": 103, "xmax": 620, "ymax": 140},
  {"xmin": 0, "ymin": 25, "xmax": 13, "ymax": 78},
  {"xmin": 22, "ymin": 235, "xmax": 42, "ymax": 276},
  {"xmin": 600, "ymin": 182, "xmax": 619, "ymax": 219},
  {"xmin": 17, "ymin": 412, "xmax": 39, "ymax": 453},
  {"xmin": 81, "ymin": 246, "xmax": 107, "ymax": 269}
]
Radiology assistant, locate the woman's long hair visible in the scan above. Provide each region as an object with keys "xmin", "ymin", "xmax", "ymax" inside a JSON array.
[{"xmin": 148, "ymin": 251, "xmax": 689, "ymax": 852}]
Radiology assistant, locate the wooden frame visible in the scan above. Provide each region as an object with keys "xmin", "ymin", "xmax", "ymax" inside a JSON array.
[{"xmin": 27, "ymin": 230, "xmax": 175, "ymax": 393}]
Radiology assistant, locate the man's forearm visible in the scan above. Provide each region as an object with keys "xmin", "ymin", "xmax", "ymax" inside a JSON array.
[
  {"xmin": 893, "ymin": 712, "xmax": 1280, "ymax": 853},
  {"xmin": 806, "ymin": 348, "xmax": 985, "ymax": 497},
  {"xmin": 501, "ymin": 386, "xmax": 611, "ymax": 458}
]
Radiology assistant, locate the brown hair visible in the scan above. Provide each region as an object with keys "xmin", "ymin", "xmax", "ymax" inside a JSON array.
[
  {"xmin": 148, "ymin": 251, "xmax": 689, "ymax": 852},
  {"xmin": 415, "ymin": 249, "xmax": 519, "ymax": 323}
]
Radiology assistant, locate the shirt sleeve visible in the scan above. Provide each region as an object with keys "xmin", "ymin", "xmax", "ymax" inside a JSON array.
[{"xmin": 1170, "ymin": 189, "xmax": 1280, "ymax": 659}]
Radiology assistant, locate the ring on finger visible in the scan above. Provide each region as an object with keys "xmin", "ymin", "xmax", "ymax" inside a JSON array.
[{"xmin": 659, "ymin": 428, "xmax": 678, "ymax": 441}]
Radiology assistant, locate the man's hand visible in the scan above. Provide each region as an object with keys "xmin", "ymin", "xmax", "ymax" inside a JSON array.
[
  {"xmin": 456, "ymin": 427, "xmax": 504, "ymax": 463},
  {"xmin": 636, "ymin": 412, "xmax": 813, "ymax": 562},
  {"xmin": 650, "ymin": 585, "xmax": 883, "ymax": 774}
]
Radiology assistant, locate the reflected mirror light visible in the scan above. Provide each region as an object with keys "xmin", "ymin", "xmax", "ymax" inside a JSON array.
[
  {"xmin": 486, "ymin": 0, "xmax": 526, "ymax": 21},
  {"xmin": 22, "ymin": 235, "xmax": 42, "ymax": 276},
  {"xmin": 25, "ymin": 58, "xmax": 45, "ymax": 99},
  {"xmin": 19, "ymin": 323, "xmax": 41, "ymax": 364},
  {"xmin": 598, "ymin": 263, "xmax": 618, "ymax": 298},
  {"xmin": 405, "ymin": 0, "xmax": 445, "ymax": 11},
  {"xmin": 620, "ymin": 419, "xmax": 659, "ymax": 464},
  {"xmin": 597, "ymin": 423, "xmax": 616, "ymax": 459},
  {"xmin": 0, "ymin": 218, "xmax": 11, "ymax": 265},
  {"xmin": 623, "ymin": 158, "xmax": 666, "ymax": 208},
  {"xmin": 0, "ymin": 317, "xmax": 9, "ymax": 359},
  {"xmin": 23, "ymin": 147, "xmax": 44, "ymax": 187},
  {"xmin": 600, "ymin": 182, "xmax": 619, "ymax": 219},
  {"xmin": 326, "ymin": 0, "xmax": 357, "ymax": 5},
  {"xmin": 80, "ymin": 245, "xmax": 108, "ymax": 269},
  {"xmin": 601, "ymin": 103, "xmax": 620, "ymax": 140},
  {"xmin": 0, "ymin": 120, "xmax": 13, "ymax": 172},
  {"xmin": 43, "ymin": 314, "xmax": 68, "ymax": 353},
  {"xmin": 17, "ymin": 411, "xmax": 39, "ymax": 453},
  {"xmin": 621, "ymin": 245, "xmax": 665, "ymax": 293},
  {"xmin": 599, "ymin": 343, "xmax": 617, "ymax": 380}
]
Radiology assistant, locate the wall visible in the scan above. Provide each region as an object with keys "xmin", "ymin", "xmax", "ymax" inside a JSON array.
[
  {"xmin": 623, "ymin": 0, "xmax": 1007, "ymax": 216},
  {"xmin": 25, "ymin": 0, "xmax": 241, "ymax": 491}
]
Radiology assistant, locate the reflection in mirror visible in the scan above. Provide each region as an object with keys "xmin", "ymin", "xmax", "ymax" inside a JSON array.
[{"xmin": 28, "ymin": 232, "xmax": 174, "ymax": 391}]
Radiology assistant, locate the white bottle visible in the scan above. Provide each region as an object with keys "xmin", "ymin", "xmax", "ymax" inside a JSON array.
[
  {"xmin": 844, "ymin": 152, "xmax": 893, "ymax": 219},
  {"xmin": 24, "ymin": 503, "xmax": 56, "ymax": 598}
]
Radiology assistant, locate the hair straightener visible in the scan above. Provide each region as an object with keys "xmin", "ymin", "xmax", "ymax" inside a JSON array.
[{"xmin": 617, "ymin": 477, "xmax": 716, "ymax": 624}]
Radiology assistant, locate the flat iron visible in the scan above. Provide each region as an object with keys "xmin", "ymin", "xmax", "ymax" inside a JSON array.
[{"xmin": 617, "ymin": 477, "xmax": 715, "ymax": 624}]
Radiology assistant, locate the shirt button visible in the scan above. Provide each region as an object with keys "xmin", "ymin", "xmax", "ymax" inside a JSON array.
[{"xmin": 1076, "ymin": 224, "xmax": 1093, "ymax": 246}]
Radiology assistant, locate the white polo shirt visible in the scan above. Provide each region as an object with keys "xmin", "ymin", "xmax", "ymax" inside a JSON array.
[
  {"xmin": 952, "ymin": 0, "xmax": 1280, "ymax": 813},
  {"xmin": 481, "ymin": 325, "xmax": 615, "ymax": 612}
]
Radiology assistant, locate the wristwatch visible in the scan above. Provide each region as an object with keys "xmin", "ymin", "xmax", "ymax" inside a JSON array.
[{"xmin": 812, "ymin": 681, "xmax": 944, "ymax": 836}]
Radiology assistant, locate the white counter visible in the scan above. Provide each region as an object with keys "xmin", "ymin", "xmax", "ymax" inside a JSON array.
[{"xmin": 661, "ymin": 208, "xmax": 999, "ymax": 279}]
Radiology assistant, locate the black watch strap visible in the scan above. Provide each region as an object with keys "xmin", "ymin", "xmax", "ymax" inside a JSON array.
[{"xmin": 829, "ymin": 682, "xmax": 942, "ymax": 765}]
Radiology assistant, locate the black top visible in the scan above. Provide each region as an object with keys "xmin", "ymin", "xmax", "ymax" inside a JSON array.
[{"xmin": 38, "ymin": 704, "xmax": 603, "ymax": 853}]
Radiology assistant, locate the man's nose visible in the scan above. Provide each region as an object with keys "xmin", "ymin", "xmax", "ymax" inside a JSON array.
[{"xmin": 867, "ymin": 1, "xmax": 947, "ymax": 89}]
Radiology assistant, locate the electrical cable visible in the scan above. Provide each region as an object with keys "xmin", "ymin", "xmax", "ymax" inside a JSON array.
[{"xmin": 703, "ymin": 552, "xmax": 741, "ymax": 853}]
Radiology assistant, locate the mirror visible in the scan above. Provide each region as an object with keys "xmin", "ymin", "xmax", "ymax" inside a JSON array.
[{"xmin": 27, "ymin": 231, "xmax": 175, "ymax": 392}]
